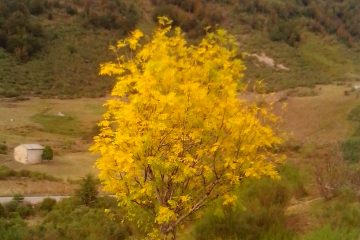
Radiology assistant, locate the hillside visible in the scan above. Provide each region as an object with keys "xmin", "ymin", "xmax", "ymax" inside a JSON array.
[
  {"xmin": 0, "ymin": 0, "xmax": 359, "ymax": 97},
  {"xmin": 2, "ymin": 1, "xmax": 360, "ymax": 239}
]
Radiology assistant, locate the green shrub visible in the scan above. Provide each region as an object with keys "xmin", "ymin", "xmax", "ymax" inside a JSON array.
[
  {"xmin": 3, "ymin": 89, "xmax": 21, "ymax": 98},
  {"xmin": 0, "ymin": 217, "xmax": 29, "ymax": 240},
  {"xmin": 269, "ymin": 20, "xmax": 301, "ymax": 47},
  {"xmin": 0, "ymin": 165, "xmax": 57, "ymax": 181},
  {"xmin": 36, "ymin": 197, "xmax": 132, "ymax": 240},
  {"xmin": 342, "ymin": 137, "xmax": 360, "ymax": 163},
  {"xmin": 0, "ymin": 142, "xmax": 7, "ymax": 154},
  {"xmin": 348, "ymin": 104, "xmax": 360, "ymax": 122},
  {"xmin": 28, "ymin": 0, "xmax": 45, "ymax": 15},
  {"xmin": 0, "ymin": 203, "xmax": 6, "ymax": 218},
  {"xmin": 65, "ymin": 5, "xmax": 77, "ymax": 15},
  {"xmin": 47, "ymin": 12, "xmax": 53, "ymax": 20},
  {"xmin": 193, "ymin": 178, "xmax": 293, "ymax": 240},
  {"xmin": 85, "ymin": 1, "xmax": 138, "ymax": 32},
  {"xmin": 153, "ymin": 5, "xmax": 198, "ymax": 32},
  {"xmin": 0, "ymin": 166, "xmax": 16, "ymax": 180},
  {"xmin": 18, "ymin": 170, "xmax": 30, "ymax": 178},
  {"xmin": 16, "ymin": 203, "xmax": 33, "ymax": 218},
  {"xmin": 66, "ymin": 44, "xmax": 77, "ymax": 54},
  {"xmin": 12, "ymin": 194, "xmax": 24, "ymax": 203},
  {"xmin": 4, "ymin": 201, "xmax": 19, "ymax": 213},
  {"xmin": 39, "ymin": 198, "xmax": 57, "ymax": 212},
  {"xmin": 76, "ymin": 174, "xmax": 99, "ymax": 206},
  {"xmin": 300, "ymin": 225, "xmax": 360, "ymax": 240},
  {"xmin": 42, "ymin": 145, "xmax": 53, "ymax": 161},
  {"xmin": 0, "ymin": 1, "xmax": 45, "ymax": 61}
]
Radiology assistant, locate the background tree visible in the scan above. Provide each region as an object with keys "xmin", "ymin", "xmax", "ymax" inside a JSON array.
[
  {"xmin": 91, "ymin": 17, "xmax": 284, "ymax": 239},
  {"xmin": 76, "ymin": 174, "xmax": 99, "ymax": 206}
]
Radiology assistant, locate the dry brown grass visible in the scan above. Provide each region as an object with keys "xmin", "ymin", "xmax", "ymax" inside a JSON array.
[{"xmin": 276, "ymin": 84, "xmax": 359, "ymax": 144}]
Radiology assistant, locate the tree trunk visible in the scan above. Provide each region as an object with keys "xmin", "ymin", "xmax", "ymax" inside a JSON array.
[{"xmin": 159, "ymin": 224, "xmax": 177, "ymax": 240}]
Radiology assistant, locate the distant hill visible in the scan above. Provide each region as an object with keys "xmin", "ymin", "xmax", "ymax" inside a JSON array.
[{"xmin": 0, "ymin": 0, "xmax": 359, "ymax": 97}]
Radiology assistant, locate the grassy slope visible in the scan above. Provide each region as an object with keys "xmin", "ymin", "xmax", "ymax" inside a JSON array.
[
  {"xmin": 236, "ymin": 26, "xmax": 360, "ymax": 91},
  {"xmin": 0, "ymin": 11, "xmax": 118, "ymax": 98},
  {"xmin": 0, "ymin": 1, "xmax": 359, "ymax": 96}
]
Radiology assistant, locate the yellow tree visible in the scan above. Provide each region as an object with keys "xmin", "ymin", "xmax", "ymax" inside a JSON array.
[{"xmin": 91, "ymin": 17, "xmax": 284, "ymax": 239}]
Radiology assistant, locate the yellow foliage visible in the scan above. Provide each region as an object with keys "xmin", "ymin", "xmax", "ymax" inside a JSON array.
[
  {"xmin": 91, "ymin": 17, "xmax": 284, "ymax": 237},
  {"xmin": 223, "ymin": 194, "xmax": 237, "ymax": 206},
  {"xmin": 156, "ymin": 206, "xmax": 177, "ymax": 224}
]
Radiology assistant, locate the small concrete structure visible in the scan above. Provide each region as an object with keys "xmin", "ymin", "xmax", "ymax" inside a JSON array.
[{"xmin": 14, "ymin": 144, "xmax": 45, "ymax": 164}]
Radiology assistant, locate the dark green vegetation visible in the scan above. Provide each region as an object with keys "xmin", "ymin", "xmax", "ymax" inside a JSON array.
[
  {"xmin": 0, "ymin": 196, "xmax": 132, "ymax": 240},
  {"xmin": 151, "ymin": 0, "xmax": 224, "ymax": 38},
  {"xmin": 342, "ymin": 103, "xmax": 360, "ymax": 163},
  {"xmin": 2, "ymin": 164, "xmax": 360, "ymax": 239},
  {"xmin": 0, "ymin": 165, "xmax": 58, "ymax": 181},
  {"xmin": 0, "ymin": 0, "xmax": 44, "ymax": 62},
  {"xmin": 76, "ymin": 174, "xmax": 98, "ymax": 207},
  {"xmin": 192, "ymin": 177, "xmax": 296, "ymax": 239},
  {"xmin": 0, "ymin": 0, "xmax": 138, "ymax": 98},
  {"xmin": 0, "ymin": 176, "xmax": 133, "ymax": 240},
  {"xmin": 41, "ymin": 146, "xmax": 53, "ymax": 161},
  {"xmin": 0, "ymin": 0, "xmax": 359, "ymax": 96},
  {"xmin": 0, "ymin": 141, "xmax": 7, "ymax": 154},
  {"xmin": 235, "ymin": 0, "xmax": 360, "ymax": 46}
]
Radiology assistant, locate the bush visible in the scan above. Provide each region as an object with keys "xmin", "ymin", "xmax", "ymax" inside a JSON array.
[
  {"xmin": 12, "ymin": 194, "xmax": 24, "ymax": 203},
  {"xmin": 0, "ymin": 166, "xmax": 16, "ymax": 180},
  {"xmin": 29, "ymin": 0, "xmax": 45, "ymax": 15},
  {"xmin": 66, "ymin": 45, "xmax": 77, "ymax": 54},
  {"xmin": 76, "ymin": 174, "xmax": 99, "ymax": 206},
  {"xmin": 4, "ymin": 201, "xmax": 19, "ymax": 214},
  {"xmin": 0, "ymin": 217, "xmax": 29, "ymax": 240},
  {"xmin": 85, "ymin": 1, "xmax": 138, "ymax": 32},
  {"xmin": 193, "ymin": 178, "xmax": 293, "ymax": 240},
  {"xmin": 153, "ymin": 5, "xmax": 197, "ymax": 32},
  {"xmin": 0, "ymin": 2, "xmax": 45, "ymax": 61},
  {"xmin": 342, "ymin": 137, "xmax": 360, "ymax": 163},
  {"xmin": 47, "ymin": 12, "xmax": 53, "ymax": 20},
  {"xmin": 36, "ymin": 197, "xmax": 132, "ymax": 240},
  {"xmin": 348, "ymin": 104, "xmax": 360, "ymax": 122},
  {"xmin": 0, "ymin": 142, "xmax": 7, "ymax": 154},
  {"xmin": 39, "ymin": 198, "xmax": 57, "ymax": 212},
  {"xmin": 2, "ymin": 89, "xmax": 21, "ymax": 98},
  {"xmin": 16, "ymin": 203, "xmax": 33, "ymax": 218},
  {"xmin": 0, "ymin": 203, "xmax": 6, "ymax": 218},
  {"xmin": 269, "ymin": 20, "xmax": 301, "ymax": 47},
  {"xmin": 65, "ymin": 5, "xmax": 77, "ymax": 15},
  {"xmin": 42, "ymin": 146, "xmax": 53, "ymax": 161},
  {"xmin": 301, "ymin": 225, "xmax": 360, "ymax": 240},
  {"xmin": 0, "ymin": 165, "xmax": 57, "ymax": 181}
]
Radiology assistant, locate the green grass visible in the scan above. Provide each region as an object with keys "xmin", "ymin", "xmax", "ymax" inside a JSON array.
[
  {"xmin": 342, "ymin": 103, "xmax": 360, "ymax": 163},
  {"xmin": 30, "ymin": 113, "xmax": 83, "ymax": 136},
  {"xmin": 300, "ymin": 225, "xmax": 360, "ymax": 240},
  {"xmin": 237, "ymin": 27, "xmax": 360, "ymax": 91},
  {"xmin": 348, "ymin": 104, "xmax": 360, "ymax": 122}
]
